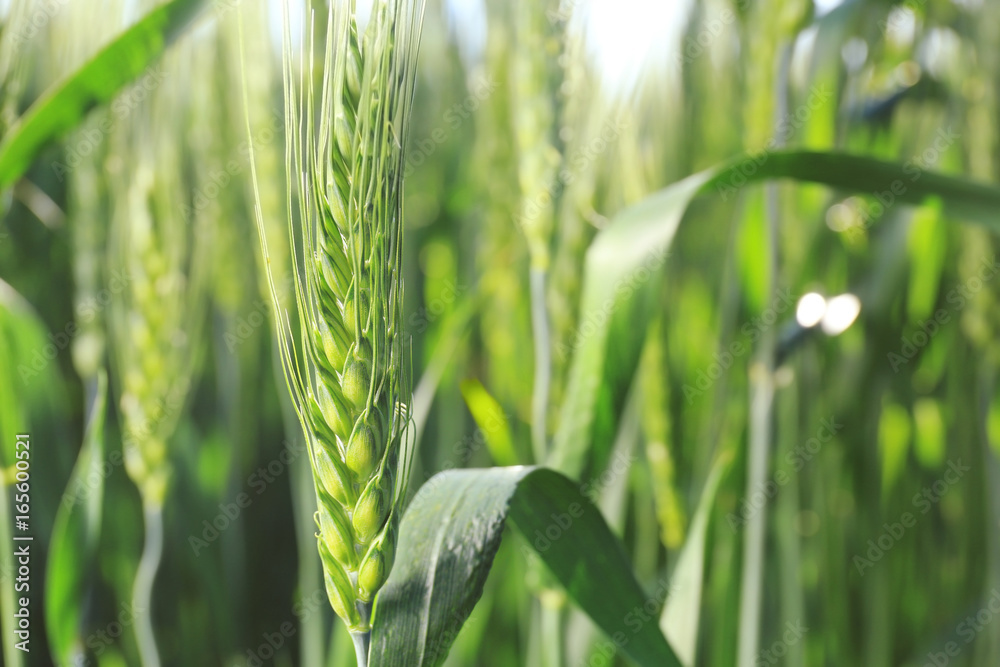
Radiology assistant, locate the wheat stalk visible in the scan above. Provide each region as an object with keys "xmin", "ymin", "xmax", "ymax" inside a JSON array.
[
  {"xmin": 475, "ymin": 0, "xmax": 533, "ymax": 415},
  {"xmin": 105, "ymin": 45, "xmax": 209, "ymax": 667},
  {"xmin": 511, "ymin": 0, "xmax": 564, "ymax": 462},
  {"xmin": 243, "ymin": 0, "xmax": 424, "ymax": 658}
]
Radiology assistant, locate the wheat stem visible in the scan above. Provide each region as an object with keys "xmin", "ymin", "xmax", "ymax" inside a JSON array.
[
  {"xmin": 352, "ymin": 632, "xmax": 370, "ymax": 667},
  {"xmin": 540, "ymin": 602, "xmax": 563, "ymax": 667},
  {"xmin": 530, "ymin": 267, "xmax": 551, "ymax": 461},
  {"xmin": 351, "ymin": 600, "xmax": 373, "ymax": 667},
  {"xmin": 737, "ymin": 38, "xmax": 792, "ymax": 667},
  {"xmin": 132, "ymin": 499, "xmax": 163, "ymax": 667}
]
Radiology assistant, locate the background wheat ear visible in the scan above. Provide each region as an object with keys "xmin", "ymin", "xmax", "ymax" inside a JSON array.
[
  {"xmin": 243, "ymin": 0, "xmax": 425, "ymax": 663},
  {"xmin": 104, "ymin": 43, "xmax": 210, "ymax": 667}
]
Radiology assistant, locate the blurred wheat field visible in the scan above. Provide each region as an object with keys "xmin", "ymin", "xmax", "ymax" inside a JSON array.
[{"xmin": 1, "ymin": 0, "xmax": 1000, "ymax": 666}]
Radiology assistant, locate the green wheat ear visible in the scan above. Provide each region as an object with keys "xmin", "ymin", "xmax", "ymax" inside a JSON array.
[{"xmin": 242, "ymin": 0, "xmax": 425, "ymax": 646}]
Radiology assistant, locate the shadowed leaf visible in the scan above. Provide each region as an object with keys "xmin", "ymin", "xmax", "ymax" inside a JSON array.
[{"xmin": 370, "ymin": 466, "xmax": 681, "ymax": 667}]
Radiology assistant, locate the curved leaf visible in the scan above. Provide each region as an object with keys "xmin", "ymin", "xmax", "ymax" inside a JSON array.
[
  {"xmin": 370, "ymin": 466, "xmax": 680, "ymax": 667},
  {"xmin": 661, "ymin": 454, "xmax": 730, "ymax": 667},
  {"xmin": 459, "ymin": 378, "xmax": 517, "ymax": 466},
  {"xmin": 45, "ymin": 371, "xmax": 107, "ymax": 665},
  {"xmin": 549, "ymin": 151, "xmax": 1000, "ymax": 479},
  {"xmin": 0, "ymin": 0, "xmax": 207, "ymax": 189}
]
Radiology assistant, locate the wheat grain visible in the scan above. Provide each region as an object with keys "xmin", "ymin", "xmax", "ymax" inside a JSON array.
[{"xmin": 247, "ymin": 0, "xmax": 425, "ymax": 648}]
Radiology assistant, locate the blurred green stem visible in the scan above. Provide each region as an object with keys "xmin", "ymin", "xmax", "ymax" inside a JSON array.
[
  {"xmin": 352, "ymin": 601, "xmax": 372, "ymax": 666},
  {"xmin": 133, "ymin": 498, "xmax": 164, "ymax": 667},
  {"xmin": 541, "ymin": 601, "xmax": 563, "ymax": 667},
  {"xmin": 776, "ymin": 378, "xmax": 804, "ymax": 667},
  {"xmin": 530, "ymin": 267, "xmax": 551, "ymax": 462},
  {"xmin": 351, "ymin": 632, "xmax": 369, "ymax": 667},
  {"xmin": 737, "ymin": 361, "xmax": 774, "ymax": 667},
  {"xmin": 737, "ymin": 37, "xmax": 791, "ymax": 667}
]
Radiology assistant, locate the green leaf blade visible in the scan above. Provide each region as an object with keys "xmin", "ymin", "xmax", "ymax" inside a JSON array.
[
  {"xmin": 660, "ymin": 454, "xmax": 731, "ymax": 667},
  {"xmin": 509, "ymin": 469, "xmax": 681, "ymax": 667},
  {"xmin": 370, "ymin": 466, "xmax": 681, "ymax": 667},
  {"xmin": 550, "ymin": 151, "xmax": 1000, "ymax": 481},
  {"xmin": 0, "ymin": 0, "xmax": 207, "ymax": 189},
  {"xmin": 371, "ymin": 467, "xmax": 525, "ymax": 667},
  {"xmin": 459, "ymin": 378, "xmax": 517, "ymax": 466}
]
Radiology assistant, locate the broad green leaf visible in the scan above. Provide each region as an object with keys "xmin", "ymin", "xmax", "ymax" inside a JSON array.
[
  {"xmin": 0, "ymin": 280, "xmax": 63, "ymax": 667},
  {"xmin": 370, "ymin": 466, "xmax": 681, "ymax": 667},
  {"xmin": 459, "ymin": 378, "xmax": 517, "ymax": 466},
  {"xmin": 0, "ymin": 0, "xmax": 207, "ymax": 189},
  {"xmin": 45, "ymin": 371, "xmax": 108, "ymax": 665},
  {"xmin": 550, "ymin": 151, "xmax": 1000, "ymax": 480},
  {"xmin": 661, "ymin": 454, "xmax": 730, "ymax": 667}
]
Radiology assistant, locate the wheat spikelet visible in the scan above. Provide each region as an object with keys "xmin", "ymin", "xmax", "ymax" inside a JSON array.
[
  {"xmin": 249, "ymin": 0, "xmax": 424, "ymax": 640},
  {"xmin": 476, "ymin": 0, "xmax": 534, "ymax": 416},
  {"xmin": 546, "ymin": 21, "xmax": 598, "ymax": 418},
  {"xmin": 108, "ymin": 51, "xmax": 207, "ymax": 506},
  {"xmin": 513, "ymin": 0, "xmax": 563, "ymax": 269}
]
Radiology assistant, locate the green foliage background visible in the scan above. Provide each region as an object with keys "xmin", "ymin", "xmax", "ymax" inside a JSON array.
[{"xmin": 1, "ymin": 0, "xmax": 1000, "ymax": 665}]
